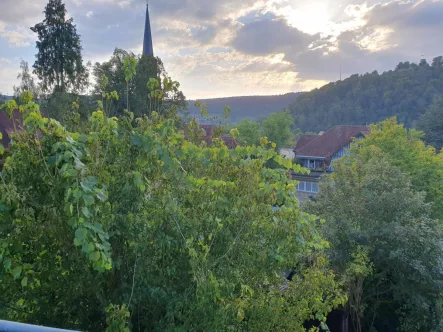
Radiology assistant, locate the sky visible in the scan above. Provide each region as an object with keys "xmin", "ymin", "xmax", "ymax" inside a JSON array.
[{"xmin": 1, "ymin": 0, "xmax": 443, "ymax": 99}]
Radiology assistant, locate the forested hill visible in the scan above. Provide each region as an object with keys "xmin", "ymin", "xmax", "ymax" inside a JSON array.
[
  {"xmin": 188, "ymin": 92, "xmax": 302, "ymax": 123},
  {"xmin": 289, "ymin": 57, "xmax": 443, "ymax": 133}
]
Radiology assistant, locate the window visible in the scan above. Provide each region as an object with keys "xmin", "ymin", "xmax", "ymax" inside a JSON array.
[
  {"xmin": 306, "ymin": 182, "xmax": 312, "ymax": 192},
  {"xmin": 297, "ymin": 181, "xmax": 319, "ymax": 193},
  {"xmin": 312, "ymin": 182, "xmax": 319, "ymax": 193}
]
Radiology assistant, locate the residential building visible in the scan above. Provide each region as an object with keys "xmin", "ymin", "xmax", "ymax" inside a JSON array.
[
  {"xmin": 293, "ymin": 125, "xmax": 370, "ymax": 203},
  {"xmin": 183, "ymin": 123, "xmax": 239, "ymax": 149}
]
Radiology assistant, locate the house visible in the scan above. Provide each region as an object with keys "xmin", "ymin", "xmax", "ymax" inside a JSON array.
[
  {"xmin": 0, "ymin": 109, "xmax": 22, "ymax": 150},
  {"xmin": 184, "ymin": 123, "xmax": 239, "ymax": 149},
  {"xmin": 293, "ymin": 125, "xmax": 370, "ymax": 203}
]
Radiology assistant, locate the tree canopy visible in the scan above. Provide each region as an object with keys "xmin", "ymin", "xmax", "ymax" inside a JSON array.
[
  {"xmin": 289, "ymin": 57, "xmax": 443, "ymax": 132},
  {"xmin": 31, "ymin": 0, "xmax": 87, "ymax": 93},
  {"xmin": 0, "ymin": 92, "xmax": 345, "ymax": 331},
  {"xmin": 92, "ymin": 49, "xmax": 186, "ymax": 118},
  {"xmin": 307, "ymin": 152, "xmax": 443, "ymax": 332},
  {"xmin": 355, "ymin": 118, "xmax": 443, "ymax": 218},
  {"xmin": 417, "ymin": 95, "xmax": 443, "ymax": 151}
]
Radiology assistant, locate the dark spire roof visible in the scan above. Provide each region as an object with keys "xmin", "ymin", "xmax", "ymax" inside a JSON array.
[{"xmin": 143, "ymin": 2, "xmax": 154, "ymax": 57}]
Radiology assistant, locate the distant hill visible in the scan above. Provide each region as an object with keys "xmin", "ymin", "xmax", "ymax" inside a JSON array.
[
  {"xmin": 187, "ymin": 93, "xmax": 302, "ymax": 123},
  {"xmin": 0, "ymin": 95, "xmax": 12, "ymax": 103},
  {"xmin": 289, "ymin": 57, "xmax": 443, "ymax": 133}
]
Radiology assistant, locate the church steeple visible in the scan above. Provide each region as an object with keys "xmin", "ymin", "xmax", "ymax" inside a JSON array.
[{"xmin": 143, "ymin": 1, "xmax": 154, "ymax": 57}]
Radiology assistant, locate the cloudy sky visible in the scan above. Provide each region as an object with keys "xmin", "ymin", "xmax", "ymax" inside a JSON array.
[{"xmin": 1, "ymin": 0, "xmax": 443, "ymax": 99}]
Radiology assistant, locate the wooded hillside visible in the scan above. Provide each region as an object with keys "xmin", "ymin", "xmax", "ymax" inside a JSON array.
[
  {"xmin": 188, "ymin": 93, "xmax": 302, "ymax": 123},
  {"xmin": 289, "ymin": 57, "xmax": 443, "ymax": 133}
]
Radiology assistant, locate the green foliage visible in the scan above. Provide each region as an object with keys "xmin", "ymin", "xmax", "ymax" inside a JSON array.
[
  {"xmin": 0, "ymin": 95, "xmax": 344, "ymax": 330},
  {"xmin": 105, "ymin": 304, "xmax": 130, "ymax": 332},
  {"xmin": 307, "ymin": 150, "xmax": 443, "ymax": 332},
  {"xmin": 93, "ymin": 49, "xmax": 186, "ymax": 118},
  {"xmin": 13, "ymin": 60, "xmax": 41, "ymax": 100},
  {"xmin": 31, "ymin": 0, "xmax": 87, "ymax": 93},
  {"xmin": 262, "ymin": 111, "xmax": 294, "ymax": 150},
  {"xmin": 356, "ymin": 118, "xmax": 443, "ymax": 218},
  {"xmin": 236, "ymin": 119, "xmax": 261, "ymax": 146},
  {"xmin": 290, "ymin": 58, "xmax": 443, "ymax": 132},
  {"xmin": 235, "ymin": 111, "xmax": 295, "ymax": 149},
  {"xmin": 417, "ymin": 95, "xmax": 443, "ymax": 151}
]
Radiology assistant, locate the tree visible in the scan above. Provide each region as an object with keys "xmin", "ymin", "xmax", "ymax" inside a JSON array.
[
  {"xmin": 122, "ymin": 56, "xmax": 136, "ymax": 112},
  {"xmin": 13, "ymin": 60, "xmax": 41, "ymax": 100},
  {"xmin": 417, "ymin": 95, "xmax": 443, "ymax": 151},
  {"xmin": 0, "ymin": 91, "xmax": 345, "ymax": 331},
  {"xmin": 93, "ymin": 50, "xmax": 186, "ymax": 118},
  {"xmin": 31, "ymin": 0, "xmax": 88, "ymax": 93},
  {"xmin": 289, "ymin": 57, "xmax": 443, "ymax": 132},
  {"xmin": 307, "ymin": 154, "xmax": 443, "ymax": 332},
  {"xmin": 261, "ymin": 111, "xmax": 294, "ymax": 150},
  {"xmin": 236, "ymin": 119, "xmax": 261, "ymax": 146},
  {"xmin": 356, "ymin": 118, "xmax": 443, "ymax": 218}
]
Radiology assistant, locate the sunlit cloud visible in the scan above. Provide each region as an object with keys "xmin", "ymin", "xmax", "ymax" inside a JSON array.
[{"xmin": 0, "ymin": 0, "xmax": 443, "ymax": 98}]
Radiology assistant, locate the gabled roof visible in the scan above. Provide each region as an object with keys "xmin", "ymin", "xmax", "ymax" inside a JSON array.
[
  {"xmin": 295, "ymin": 125, "xmax": 370, "ymax": 163},
  {"xmin": 295, "ymin": 134, "xmax": 319, "ymax": 151}
]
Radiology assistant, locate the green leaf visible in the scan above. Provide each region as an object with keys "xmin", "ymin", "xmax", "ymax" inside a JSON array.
[
  {"xmin": 83, "ymin": 195, "xmax": 94, "ymax": 206},
  {"xmin": 89, "ymin": 251, "xmax": 100, "ymax": 262},
  {"xmin": 12, "ymin": 266, "xmax": 22, "ymax": 280},
  {"xmin": 82, "ymin": 206, "xmax": 91, "ymax": 218},
  {"xmin": 75, "ymin": 228, "xmax": 86, "ymax": 241},
  {"xmin": 21, "ymin": 277, "xmax": 28, "ymax": 287}
]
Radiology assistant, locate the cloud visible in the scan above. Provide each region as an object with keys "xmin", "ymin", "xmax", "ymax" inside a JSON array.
[
  {"xmin": 230, "ymin": 0, "xmax": 443, "ymax": 82},
  {"xmin": 0, "ymin": 58, "xmax": 12, "ymax": 64},
  {"xmin": 231, "ymin": 18, "xmax": 318, "ymax": 56},
  {"xmin": 0, "ymin": 25, "xmax": 35, "ymax": 47},
  {"xmin": 1, "ymin": 0, "xmax": 443, "ymax": 99}
]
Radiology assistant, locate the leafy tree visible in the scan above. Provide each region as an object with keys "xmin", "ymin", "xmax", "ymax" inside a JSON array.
[
  {"xmin": 0, "ymin": 91, "xmax": 345, "ymax": 331},
  {"xmin": 122, "ymin": 56, "xmax": 136, "ymax": 112},
  {"xmin": 289, "ymin": 57, "xmax": 443, "ymax": 132},
  {"xmin": 417, "ymin": 95, "xmax": 443, "ymax": 151},
  {"xmin": 261, "ymin": 111, "xmax": 294, "ymax": 150},
  {"xmin": 236, "ymin": 119, "xmax": 261, "ymax": 146},
  {"xmin": 307, "ymin": 154, "xmax": 443, "ymax": 332},
  {"xmin": 356, "ymin": 118, "xmax": 443, "ymax": 218},
  {"xmin": 93, "ymin": 49, "xmax": 186, "ymax": 118},
  {"xmin": 13, "ymin": 60, "xmax": 41, "ymax": 100},
  {"xmin": 31, "ymin": 0, "xmax": 88, "ymax": 93}
]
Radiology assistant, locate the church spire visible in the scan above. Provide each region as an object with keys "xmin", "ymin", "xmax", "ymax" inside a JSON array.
[{"xmin": 143, "ymin": 1, "xmax": 154, "ymax": 57}]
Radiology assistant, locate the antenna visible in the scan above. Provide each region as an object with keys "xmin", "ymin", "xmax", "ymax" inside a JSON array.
[{"xmin": 340, "ymin": 60, "xmax": 341, "ymax": 81}]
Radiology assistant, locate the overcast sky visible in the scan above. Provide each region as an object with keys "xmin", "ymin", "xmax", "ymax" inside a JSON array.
[{"xmin": 1, "ymin": 0, "xmax": 443, "ymax": 99}]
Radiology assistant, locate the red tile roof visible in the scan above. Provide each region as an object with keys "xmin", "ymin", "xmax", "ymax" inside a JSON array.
[
  {"xmin": 184, "ymin": 124, "xmax": 239, "ymax": 149},
  {"xmin": 295, "ymin": 134, "xmax": 319, "ymax": 150},
  {"xmin": 0, "ymin": 109, "xmax": 22, "ymax": 149},
  {"xmin": 295, "ymin": 125, "xmax": 370, "ymax": 163}
]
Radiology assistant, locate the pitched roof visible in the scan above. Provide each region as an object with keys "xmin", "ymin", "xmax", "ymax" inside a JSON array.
[
  {"xmin": 295, "ymin": 134, "xmax": 319, "ymax": 151},
  {"xmin": 184, "ymin": 124, "xmax": 239, "ymax": 149},
  {"xmin": 0, "ymin": 110, "xmax": 22, "ymax": 149},
  {"xmin": 295, "ymin": 125, "xmax": 370, "ymax": 163}
]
